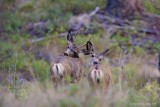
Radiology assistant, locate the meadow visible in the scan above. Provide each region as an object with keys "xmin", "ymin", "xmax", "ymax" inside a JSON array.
[{"xmin": 0, "ymin": 0, "xmax": 160, "ymax": 107}]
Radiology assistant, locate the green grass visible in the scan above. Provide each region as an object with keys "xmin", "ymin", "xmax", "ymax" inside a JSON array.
[
  {"xmin": 32, "ymin": 60, "xmax": 50, "ymax": 82},
  {"xmin": 0, "ymin": 0, "xmax": 160, "ymax": 107},
  {"xmin": 1, "ymin": 79, "xmax": 159, "ymax": 107},
  {"xmin": 144, "ymin": 0, "xmax": 160, "ymax": 15}
]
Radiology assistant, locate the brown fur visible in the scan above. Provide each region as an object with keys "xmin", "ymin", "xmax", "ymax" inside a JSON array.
[
  {"xmin": 88, "ymin": 63, "xmax": 112, "ymax": 92},
  {"xmin": 50, "ymin": 55, "xmax": 83, "ymax": 87},
  {"xmin": 49, "ymin": 30, "xmax": 86, "ymax": 88},
  {"xmin": 84, "ymin": 41, "xmax": 112, "ymax": 93}
]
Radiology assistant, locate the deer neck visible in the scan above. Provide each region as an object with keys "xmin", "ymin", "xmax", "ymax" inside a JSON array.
[
  {"xmin": 63, "ymin": 52, "xmax": 79, "ymax": 58},
  {"xmin": 73, "ymin": 52, "xmax": 79, "ymax": 58},
  {"xmin": 89, "ymin": 61, "xmax": 100, "ymax": 69}
]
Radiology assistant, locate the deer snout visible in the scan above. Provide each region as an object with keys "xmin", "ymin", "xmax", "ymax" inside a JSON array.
[
  {"xmin": 64, "ymin": 52, "xmax": 68, "ymax": 56},
  {"xmin": 64, "ymin": 49, "xmax": 71, "ymax": 56}
]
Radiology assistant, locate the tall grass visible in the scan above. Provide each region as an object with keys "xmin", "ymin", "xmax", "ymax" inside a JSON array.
[
  {"xmin": 0, "ymin": 0, "xmax": 160, "ymax": 107},
  {"xmin": 0, "ymin": 77, "xmax": 160, "ymax": 107}
]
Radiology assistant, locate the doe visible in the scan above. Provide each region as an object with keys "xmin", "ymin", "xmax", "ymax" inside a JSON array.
[
  {"xmin": 85, "ymin": 41, "xmax": 112, "ymax": 93},
  {"xmin": 50, "ymin": 30, "xmax": 86, "ymax": 88}
]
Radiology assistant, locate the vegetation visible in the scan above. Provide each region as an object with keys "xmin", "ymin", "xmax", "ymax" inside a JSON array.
[{"xmin": 0, "ymin": 0, "xmax": 160, "ymax": 107}]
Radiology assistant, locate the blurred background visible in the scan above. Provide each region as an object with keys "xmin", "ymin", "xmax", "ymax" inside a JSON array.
[{"xmin": 0, "ymin": 0, "xmax": 160, "ymax": 107}]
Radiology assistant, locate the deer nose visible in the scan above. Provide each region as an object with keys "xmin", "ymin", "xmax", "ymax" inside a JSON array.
[
  {"xmin": 64, "ymin": 53, "xmax": 68, "ymax": 56},
  {"xmin": 93, "ymin": 61, "xmax": 98, "ymax": 64}
]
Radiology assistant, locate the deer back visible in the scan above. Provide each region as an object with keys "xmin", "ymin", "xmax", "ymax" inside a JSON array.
[
  {"xmin": 50, "ymin": 55, "xmax": 83, "ymax": 83},
  {"xmin": 64, "ymin": 55, "xmax": 83, "ymax": 82},
  {"xmin": 88, "ymin": 63, "xmax": 111, "ymax": 89}
]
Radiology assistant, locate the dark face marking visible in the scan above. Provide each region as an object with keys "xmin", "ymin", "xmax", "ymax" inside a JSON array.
[
  {"xmin": 64, "ymin": 43, "xmax": 79, "ymax": 58},
  {"xmin": 64, "ymin": 30, "xmax": 79, "ymax": 58}
]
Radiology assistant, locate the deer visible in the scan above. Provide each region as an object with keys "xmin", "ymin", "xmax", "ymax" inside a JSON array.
[
  {"xmin": 50, "ymin": 30, "xmax": 87, "ymax": 88},
  {"xmin": 84, "ymin": 41, "xmax": 112, "ymax": 93}
]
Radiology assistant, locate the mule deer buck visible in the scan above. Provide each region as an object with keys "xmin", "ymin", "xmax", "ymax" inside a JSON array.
[
  {"xmin": 85, "ymin": 41, "xmax": 112, "ymax": 92},
  {"xmin": 50, "ymin": 30, "xmax": 87, "ymax": 88}
]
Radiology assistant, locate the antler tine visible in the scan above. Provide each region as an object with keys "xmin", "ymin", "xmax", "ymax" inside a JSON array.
[
  {"xmin": 75, "ymin": 28, "xmax": 84, "ymax": 35},
  {"xmin": 78, "ymin": 36, "xmax": 93, "ymax": 49},
  {"xmin": 88, "ymin": 36, "xmax": 92, "ymax": 42},
  {"xmin": 74, "ymin": 28, "xmax": 84, "ymax": 41},
  {"xmin": 99, "ymin": 49, "xmax": 109, "ymax": 56},
  {"xmin": 78, "ymin": 43, "xmax": 87, "ymax": 49}
]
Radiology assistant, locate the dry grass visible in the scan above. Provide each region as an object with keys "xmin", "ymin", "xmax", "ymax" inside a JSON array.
[
  {"xmin": 0, "ymin": 53, "xmax": 160, "ymax": 107},
  {"xmin": 1, "ymin": 0, "xmax": 160, "ymax": 107},
  {"xmin": 0, "ymin": 80, "xmax": 132, "ymax": 107},
  {"xmin": 0, "ymin": 32, "xmax": 159, "ymax": 107}
]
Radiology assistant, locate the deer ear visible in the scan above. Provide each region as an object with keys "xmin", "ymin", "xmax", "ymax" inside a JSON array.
[
  {"xmin": 99, "ymin": 49, "xmax": 109, "ymax": 57},
  {"xmin": 86, "ymin": 41, "xmax": 94, "ymax": 52},
  {"xmin": 79, "ymin": 41, "xmax": 93, "ymax": 55},
  {"xmin": 97, "ymin": 49, "xmax": 109, "ymax": 61},
  {"xmin": 67, "ymin": 30, "xmax": 74, "ymax": 43},
  {"xmin": 80, "ymin": 49, "xmax": 90, "ymax": 55}
]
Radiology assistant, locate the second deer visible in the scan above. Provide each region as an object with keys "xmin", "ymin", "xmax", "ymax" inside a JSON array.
[{"xmin": 85, "ymin": 41, "xmax": 112, "ymax": 92}]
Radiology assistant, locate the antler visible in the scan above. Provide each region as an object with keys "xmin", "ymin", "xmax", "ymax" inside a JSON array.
[
  {"xmin": 88, "ymin": 36, "xmax": 92, "ymax": 42},
  {"xmin": 78, "ymin": 36, "xmax": 92, "ymax": 49},
  {"xmin": 68, "ymin": 28, "xmax": 84, "ymax": 42},
  {"xmin": 75, "ymin": 28, "xmax": 84, "ymax": 35},
  {"xmin": 99, "ymin": 49, "xmax": 109, "ymax": 56},
  {"xmin": 78, "ymin": 43, "xmax": 87, "ymax": 49}
]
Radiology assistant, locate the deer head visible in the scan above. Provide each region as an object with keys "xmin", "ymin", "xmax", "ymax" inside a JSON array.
[
  {"xmin": 85, "ymin": 41, "xmax": 109, "ymax": 65},
  {"xmin": 64, "ymin": 30, "xmax": 80, "ymax": 58}
]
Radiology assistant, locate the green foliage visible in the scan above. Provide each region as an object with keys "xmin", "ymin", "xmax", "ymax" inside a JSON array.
[
  {"xmin": 0, "ymin": 0, "xmax": 160, "ymax": 107},
  {"xmin": 32, "ymin": 60, "xmax": 50, "ymax": 82},
  {"xmin": 122, "ymin": 64, "xmax": 145, "ymax": 89},
  {"xmin": 52, "ymin": 0, "xmax": 105, "ymax": 14},
  {"xmin": 68, "ymin": 84, "xmax": 80, "ymax": 96},
  {"xmin": 140, "ymin": 82, "xmax": 159, "ymax": 103},
  {"xmin": 18, "ymin": 1, "xmax": 34, "ymax": 12},
  {"xmin": 153, "ymin": 43, "xmax": 160, "ymax": 52},
  {"xmin": 111, "ymin": 32, "xmax": 130, "ymax": 44},
  {"xmin": 0, "ymin": 50, "xmax": 31, "ymax": 72},
  {"xmin": 7, "ymin": 78, "xmax": 30, "ymax": 99},
  {"xmin": 126, "ymin": 89, "xmax": 147, "ymax": 106},
  {"xmin": 3, "ymin": 12, "xmax": 22, "ymax": 33},
  {"xmin": 144, "ymin": 0, "xmax": 160, "ymax": 15},
  {"xmin": 0, "ymin": 42, "xmax": 14, "ymax": 70},
  {"xmin": 0, "ymin": 42, "xmax": 13, "ymax": 54},
  {"xmin": 57, "ymin": 37, "xmax": 67, "ymax": 46},
  {"xmin": 59, "ymin": 98, "xmax": 80, "ymax": 107},
  {"xmin": 134, "ymin": 46, "xmax": 145, "ymax": 55}
]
